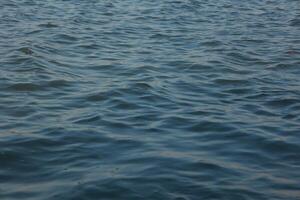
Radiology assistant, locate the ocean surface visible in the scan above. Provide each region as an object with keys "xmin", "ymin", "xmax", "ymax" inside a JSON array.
[{"xmin": 1, "ymin": 0, "xmax": 300, "ymax": 199}]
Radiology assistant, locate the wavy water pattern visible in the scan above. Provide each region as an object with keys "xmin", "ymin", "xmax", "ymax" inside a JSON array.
[{"xmin": 1, "ymin": 0, "xmax": 300, "ymax": 199}]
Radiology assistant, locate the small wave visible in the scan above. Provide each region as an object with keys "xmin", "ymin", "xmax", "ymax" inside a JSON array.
[
  {"xmin": 214, "ymin": 78, "xmax": 250, "ymax": 86},
  {"xmin": 38, "ymin": 22, "xmax": 59, "ymax": 28},
  {"xmin": 7, "ymin": 83, "xmax": 42, "ymax": 92},
  {"xmin": 267, "ymin": 63, "xmax": 300, "ymax": 71},
  {"xmin": 47, "ymin": 80, "xmax": 72, "ymax": 88},
  {"xmin": 290, "ymin": 18, "xmax": 300, "ymax": 27},
  {"xmin": 73, "ymin": 114, "xmax": 101, "ymax": 124},
  {"xmin": 266, "ymin": 98, "xmax": 299, "ymax": 109},
  {"xmin": 18, "ymin": 47, "xmax": 34, "ymax": 55},
  {"xmin": 1, "ymin": 1, "xmax": 300, "ymax": 199}
]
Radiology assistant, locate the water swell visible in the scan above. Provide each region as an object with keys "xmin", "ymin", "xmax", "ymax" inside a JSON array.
[{"xmin": 1, "ymin": 0, "xmax": 300, "ymax": 200}]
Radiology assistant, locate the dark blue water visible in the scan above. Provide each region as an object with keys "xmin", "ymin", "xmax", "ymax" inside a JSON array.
[{"xmin": 1, "ymin": 0, "xmax": 300, "ymax": 199}]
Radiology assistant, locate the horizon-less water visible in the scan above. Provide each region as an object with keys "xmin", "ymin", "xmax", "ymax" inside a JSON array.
[{"xmin": 1, "ymin": 0, "xmax": 300, "ymax": 199}]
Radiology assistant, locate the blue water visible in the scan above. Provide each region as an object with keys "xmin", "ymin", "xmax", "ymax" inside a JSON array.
[{"xmin": 1, "ymin": 0, "xmax": 300, "ymax": 199}]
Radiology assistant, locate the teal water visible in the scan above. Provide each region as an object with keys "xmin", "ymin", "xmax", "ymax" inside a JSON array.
[{"xmin": 1, "ymin": 1, "xmax": 300, "ymax": 199}]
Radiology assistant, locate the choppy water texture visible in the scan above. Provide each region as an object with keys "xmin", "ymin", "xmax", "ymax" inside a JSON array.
[{"xmin": 1, "ymin": 0, "xmax": 300, "ymax": 199}]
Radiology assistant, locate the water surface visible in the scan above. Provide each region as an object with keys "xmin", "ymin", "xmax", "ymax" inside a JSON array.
[{"xmin": 1, "ymin": 0, "xmax": 300, "ymax": 199}]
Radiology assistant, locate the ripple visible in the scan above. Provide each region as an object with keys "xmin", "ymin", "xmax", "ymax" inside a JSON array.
[
  {"xmin": 214, "ymin": 78, "xmax": 251, "ymax": 87},
  {"xmin": 1, "ymin": 1, "xmax": 300, "ymax": 200},
  {"xmin": 18, "ymin": 47, "xmax": 34, "ymax": 55},
  {"xmin": 290, "ymin": 18, "xmax": 300, "ymax": 27},
  {"xmin": 7, "ymin": 83, "xmax": 42, "ymax": 92},
  {"xmin": 73, "ymin": 114, "xmax": 101, "ymax": 124},
  {"xmin": 38, "ymin": 22, "xmax": 59, "ymax": 28},
  {"xmin": 47, "ymin": 79, "xmax": 72, "ymax": 88},
  {"xmin": 268, "ymin": 62, "xmax": 300, "ymax": 71}
]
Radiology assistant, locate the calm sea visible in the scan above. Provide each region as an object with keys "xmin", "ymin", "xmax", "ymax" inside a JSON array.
[{"xmin": 1, "ymin": 0, "xmax": 300, "ymax": 199}]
